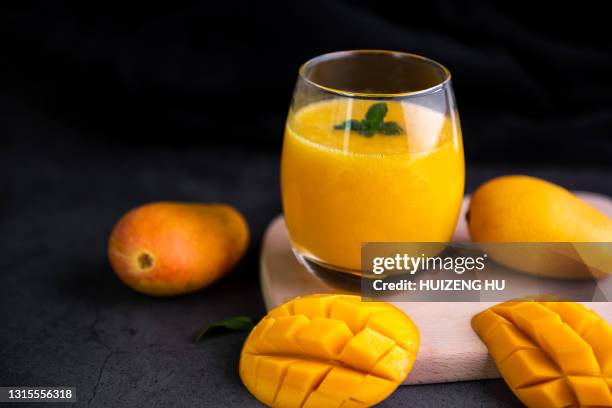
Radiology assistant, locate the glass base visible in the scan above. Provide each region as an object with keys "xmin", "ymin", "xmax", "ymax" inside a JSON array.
[
  {"xmin": 292, "ymin": 248, "xmax": 377, "ymax": 293},
  {"xmin": 292, "ymin": 249, "xmax": 360, "ymax": 292}
]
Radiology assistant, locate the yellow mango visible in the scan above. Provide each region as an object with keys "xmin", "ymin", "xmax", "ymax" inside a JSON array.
[
  {"xmin": 473, "ymin": 300, "xmax": 612, "ymax": 407},
  {"xmin": 467, "ymin": 175, "xmax": 612, "ymax": 279},
  {"xmin": 108, "ymin": 202, "xmax": 249, "ymax": 295},
  {"xmin": 239, "ymin": 294, "xmax": 419, "ymax": 407}
]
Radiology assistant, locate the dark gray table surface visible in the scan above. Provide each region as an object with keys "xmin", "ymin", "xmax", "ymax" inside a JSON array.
[{"xmin": 1, "ymin": 141, "xmax": 610, "ymax": 407}]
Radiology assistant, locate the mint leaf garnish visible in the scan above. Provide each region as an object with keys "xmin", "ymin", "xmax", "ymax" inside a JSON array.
[
  {"xmin": 363, "ymin": 103, "xmax": 387, "ymax": 131},
  {"xmin": 333, "ymin": 103, "xmax": 403, "ymax": 137},
  {"xmin": 334, "ymin": 119, "xmax": 362, "ymax": 132},
  {"xmin": 194, "ymin": 316, "xmax": 254, "ymax": 343},
  {"xmin": 379, "ymin": 121, "xmax": 403, "ymax": 135}
]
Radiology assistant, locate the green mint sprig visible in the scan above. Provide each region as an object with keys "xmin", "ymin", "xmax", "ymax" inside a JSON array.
[{"xmin": 334, "ymin": 103, "xmax": 403, "ymax": 137}]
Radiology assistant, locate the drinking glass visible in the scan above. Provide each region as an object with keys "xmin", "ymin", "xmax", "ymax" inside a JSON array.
[{"xmin": 281, "ymin": 50, "xmax": 465, "ymax": 276}]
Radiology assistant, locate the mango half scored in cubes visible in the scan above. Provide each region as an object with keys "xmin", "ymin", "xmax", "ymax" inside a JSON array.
[
  {"xmin": 239, "ymin": 294, "xmax": 420, "ymax": 407},
  {"xmin": 473, "ymin": 300, "xmax": 612, "ymax": 408}
]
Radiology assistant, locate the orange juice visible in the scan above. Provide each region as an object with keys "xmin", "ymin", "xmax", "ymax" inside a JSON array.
[{"xmin": 281, "ymin": 99, "xmax": 465, "ymax": 272}]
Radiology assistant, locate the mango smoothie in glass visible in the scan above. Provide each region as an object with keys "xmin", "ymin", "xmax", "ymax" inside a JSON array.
[{"xmin": 281, "ymin": 50, "xmax": 465, "ymax": 275}]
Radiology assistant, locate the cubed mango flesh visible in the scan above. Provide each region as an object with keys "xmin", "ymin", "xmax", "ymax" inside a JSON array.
[
  {"xmin": 472, "ymin": 300, "xmax": 612, "ymax": 407},
  {"xmin": 239, "ymin": 294, "xmax": 419, "ymax": 407}
]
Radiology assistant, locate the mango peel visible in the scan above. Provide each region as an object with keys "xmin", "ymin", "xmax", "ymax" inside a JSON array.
[
  {"xmin": 473, "ymin": 300, "xmax": 612, "ymax": 407},
  {"xmin": 239, "ymin": 294, "xmax": 419, "ymax": 407}
]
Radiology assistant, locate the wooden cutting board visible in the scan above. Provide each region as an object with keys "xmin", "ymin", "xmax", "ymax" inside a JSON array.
[{"xmin": 260, "ymin": 192, "xmax": 612, "ymax": 385}]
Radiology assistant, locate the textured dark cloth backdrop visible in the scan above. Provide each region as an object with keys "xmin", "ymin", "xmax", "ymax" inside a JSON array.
[
  {"xmin": 0, "ymin": 2, "xmax": 610, "ymax": 407},
  {"xmin": 2, "ymin": 1, "xmax": 611, "ymax": 165}
]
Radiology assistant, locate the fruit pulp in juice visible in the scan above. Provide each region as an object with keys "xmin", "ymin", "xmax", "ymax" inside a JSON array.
[{"xmin": 281, "ymin": 99, "xmax": 465, "ymax": 272}]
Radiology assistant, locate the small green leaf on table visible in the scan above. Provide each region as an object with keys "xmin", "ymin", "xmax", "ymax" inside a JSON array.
[{"xmin": 194, "ymin": 316, "xmax": 254, "ymax": 343}]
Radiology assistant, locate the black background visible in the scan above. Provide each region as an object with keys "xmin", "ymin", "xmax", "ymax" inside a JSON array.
[
  {"xmin": 2, "ymin": 1, "xmax": 612, "ymax": 165},
  {"xmin": 1, "ymin": 2, "xmax": 611, "ymax": 407}
]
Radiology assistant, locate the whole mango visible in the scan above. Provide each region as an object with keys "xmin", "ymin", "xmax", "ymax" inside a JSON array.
[
  {"xmin": 467, "ymin": 176, "xmax": 612, "ymax": 279},
  {"xmin": 108, "ymin": 202, "xmax": 249, "ymax": 296}
]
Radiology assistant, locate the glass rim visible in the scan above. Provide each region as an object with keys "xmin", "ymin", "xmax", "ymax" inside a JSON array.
[{"xmin": 298, "ymin": 49, "xmax": 452, "ymax": 98}]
